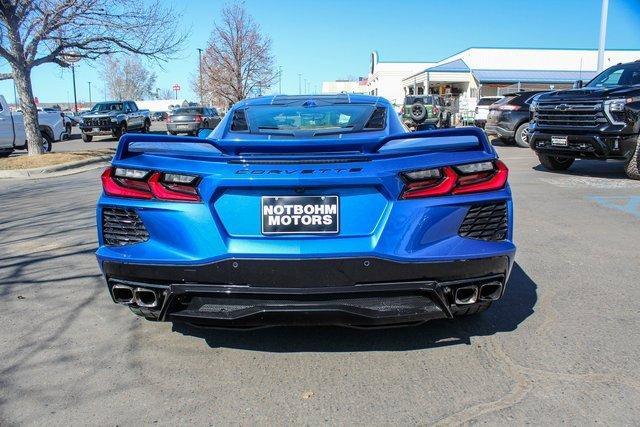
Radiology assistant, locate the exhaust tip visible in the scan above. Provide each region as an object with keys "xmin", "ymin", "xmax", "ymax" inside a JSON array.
[
  {"xmin": 454, "ymin": 285, "xmax": 478, "ymax": 305},
  {"xmin": 479, "ymin": 282, "xmax": 503, "ymax": 301},
  {"xmin": 134, "ymin": 288, "xmax": 159, "ymax": 308},
  {"xmin": 111, "ymin": 284, "xmax": 134, "ymax": 304}
]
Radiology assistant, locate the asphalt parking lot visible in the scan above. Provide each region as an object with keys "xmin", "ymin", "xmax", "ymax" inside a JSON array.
[{"xmin": 1, "ymin": 128, "xmax": 640, "ymax": 424}]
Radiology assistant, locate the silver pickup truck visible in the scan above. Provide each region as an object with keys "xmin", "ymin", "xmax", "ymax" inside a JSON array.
[
  {"xmin": 79, "ymin": 100, "xmax": 151, "ymax": 142},
  {"xmin": 0, "ymin": 95, "xmax": 68, "ymax": 156}
]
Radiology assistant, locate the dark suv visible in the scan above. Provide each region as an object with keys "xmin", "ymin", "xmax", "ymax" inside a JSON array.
[
  {"xmin": 402, "ymin": 95, "xmax": 451, "ymax": 130},
  {"xmin": 485, "ymin": 91, "xmax": 545, "ymax": 148},
  {"xmin": 529, "ymin": 61, "xmax": 640, "ymax": 179}
]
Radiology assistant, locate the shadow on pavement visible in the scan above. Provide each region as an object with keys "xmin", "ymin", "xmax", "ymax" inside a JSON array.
[
  {"xmin": 532, "ymin": 160, "xmax": 629, "ymax": 180},
  {"xmin": 173, "ymin": 262, "xmax": 536, "ymax": 352}
]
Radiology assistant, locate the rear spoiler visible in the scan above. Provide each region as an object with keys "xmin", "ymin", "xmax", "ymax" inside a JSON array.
[{"xmin": 114, "ymin": 127, "xmax": 493, "ymax": 160}]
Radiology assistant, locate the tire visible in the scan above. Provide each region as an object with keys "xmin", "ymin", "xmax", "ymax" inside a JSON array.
[
  {"xmin": 142, "ymin": 120, "xmax": 150, "ymax": 134},
  {"xmin": 64, "ymin": 123, "xmax": 72, "ymax": 140},
  {"xmin": 452, "ymin": 301, "xmax": 492, "ymax": 316},
  {"xmin": 81, "ymin": 133, "xmax": 93, "ymax": 142},
  {"xmin": 410, "ymin": 102, "xmax": 427, "ymax": 122},
  {"xmin": 113, "ymin": 122, "xmax": 126, "ymax": 139},
  {"xmin": 537, "ymin": 153, "xmax": 575, "ymax": 171},
  {"xmin": 0, "ymin": 149, "xmax": 13, "ymax": 158},
  {"xmin": 41, "ymin": 131, "xmax": 53, "ymax": 152},
  {"xmin": 623, "ymin": 135, "xmax": 640, "ymax": 180},
  {"xmin": 514, "ymin": 122, "xmax": 531, "ymax": 148}
]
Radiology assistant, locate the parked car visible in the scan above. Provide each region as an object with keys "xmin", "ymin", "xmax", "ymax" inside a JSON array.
[
  {"xmin": 166, "ymin": 107, "xmax": 221, "ymax": 136},
  {"xmin": 63, "ymin": 111, "xmax": 82, "ymax": 126},
  {"xmin": 474, "ymin": 96, "xmax": 502, "ymax": 128},
  {"xmin": 529, "ymin": 60, "xmax": 640, "ymax": 179},
  {"xmin": 151, "ymin": 111, "xmax": 168, "ymax": 121},
  {"xmin": 401, "ymin": 95, "xmax": 452, "ymax": 130},
  {"xmin": 0, "ymin": 95, "xmax": 67, "ymax": 155},
  {"xmin": 485, "ymin": 91, "xmax": 546, "ymax": 148},
  {"xmin": 79, "ymin": 100, "xmax": 150, "ymax": 142},
  {"xmin": 96, "ymin": 94, "xmax": 515, "ymax": 328}
]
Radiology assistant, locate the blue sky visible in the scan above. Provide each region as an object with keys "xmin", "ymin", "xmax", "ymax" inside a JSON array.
[{"xmin": 1, "ymin": 0, "xmax": 639, "ymax": 104}]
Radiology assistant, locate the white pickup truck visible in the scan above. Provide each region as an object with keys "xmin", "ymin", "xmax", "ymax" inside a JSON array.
[{"xmin": 0, "ymin": 95, "xmax": 68, "ymax": 157}]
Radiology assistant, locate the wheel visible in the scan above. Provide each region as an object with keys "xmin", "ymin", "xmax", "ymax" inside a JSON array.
[
  {"xmin": 624, "ymin": 135, "xmax": 640, "ymax": 180},
  {"xmin": 410, "ymin": 102, "xmax": 427, "ymax": 122},
  {"xmin": 514, "ymin": 122, "xmax": 531, "ymax": 148},
  {"xmin": 537, "ymin": 153, "xmax": 575, "ymax": 171},
  {"xmin": 452, "ymin": 301, "xmax": 492, "ymax": 316},
  {"xmin": 113, "ymin": 122, "xmax": 127, "ymax": 139},
  {"xmin": 81, "ymin": 133, "xmax": 93, "ymax": 142},
  {"xmin": 41, "ymin": 131, "xmax": 53, "ymax": 152},
  {"xmin": 0, "ymin": 149, "xmax": 13, "ymax": 158},
  {"xmin": 142, "ymin": 120, "xmax": 150, "ymax": 133}
]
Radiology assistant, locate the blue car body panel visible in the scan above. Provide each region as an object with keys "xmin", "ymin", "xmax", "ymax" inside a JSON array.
[{"xmin": 96, "ymin": 94, "xmax": 515, "ymax": 327}]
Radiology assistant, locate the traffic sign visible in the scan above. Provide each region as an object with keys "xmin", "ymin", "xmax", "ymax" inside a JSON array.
[{"xmin": 172, "ymin": 84, "xmax": 181, "ymax": 91}]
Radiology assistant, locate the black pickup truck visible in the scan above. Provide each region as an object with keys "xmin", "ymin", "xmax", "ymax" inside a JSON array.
[{"xmin": 529, "ymin": 61, "xmax": 640, "ymax": 179}]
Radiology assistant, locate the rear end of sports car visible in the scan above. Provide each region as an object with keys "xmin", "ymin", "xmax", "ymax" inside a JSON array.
[{"xmin": 96, "ymin": 95, "xmax": 515, "ymax": 328}]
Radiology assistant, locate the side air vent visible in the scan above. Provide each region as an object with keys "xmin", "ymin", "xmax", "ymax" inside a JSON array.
[
  {"xmin": 364, "ymin": 107, "xmax": 386, "ymax": 129},
  {"xmin": 102, "ymin": 207, "xmax": 149, "ymax": 246},
  {"xmin": 458, "ymin": 202, "xmax": 507, "ymax": 241},
  {"xmin": 230, "ymin": 109, "xmax": 248, "ymax": 131}
]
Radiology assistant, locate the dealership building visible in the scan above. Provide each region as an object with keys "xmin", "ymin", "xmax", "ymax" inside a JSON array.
[{"xmin": 325, "ymin": 47, "xmax": 640, "ymax": 113}]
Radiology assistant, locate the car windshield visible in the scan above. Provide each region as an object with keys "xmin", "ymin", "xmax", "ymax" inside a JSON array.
[
  {"xmin": 245, "ymin": 104, "xmax": 375, "ymax": 134},
  {"xmin": 587, "ymin": 62, "xmax": 640, "ymax": 88},
  {"xmin": 173, "ymin": 108, "xmax": 202, "ymax": 115},
  {"xmin": 92, "ymin": 102, "xmax": 124, "ymax": 112}
]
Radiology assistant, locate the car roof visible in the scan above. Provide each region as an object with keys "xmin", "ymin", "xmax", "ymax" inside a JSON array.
[
  {"xmin": 236, "ymin": 94, "xmax": 389, "ymax": 107},
  {"xmin": 502, "ymin": 90, "xmax": 545, "ymax": 97}
]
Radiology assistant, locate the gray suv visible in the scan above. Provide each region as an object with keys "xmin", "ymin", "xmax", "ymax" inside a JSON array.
[{"xmin": 167, "ymin": 107, "xmax": 221, "ymax": 136}]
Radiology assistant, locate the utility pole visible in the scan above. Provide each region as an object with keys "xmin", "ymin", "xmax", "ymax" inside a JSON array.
[
  {"xmin": 298, "ymin": 73, "xmax": 302, "ymax": 95},
  {"xmin": 279, "ymin": 66, "xmax": 282, "ymax": 94},
  {"xmin": 88, "ymin": 81, "xmax": 92, "ymax": 104},
  {"xmin": 304, "ymin": 79, "xmax": 307, "ymax": 95},
  {"xmin": 71, "ymin": 64, "xmax": 78, "ymax": 113},
  {"xmin": 197, "ymin": 48, "xmax": 203, "ymax": 105},
  {"xmin": 597, "ymin": 0, "xmax": 609, "ymax": 72}
]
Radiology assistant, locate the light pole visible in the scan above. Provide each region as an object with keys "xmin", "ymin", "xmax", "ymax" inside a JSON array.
[
  {"xmin": 88, "ymin": 81, "xmax": 92, "ymax": 104},
  {"xmin": 71, "ymin": 65, "xmax": 78, "ymax": 112},
  {"xmin": 298, "ymin": 73, "xmax": 302, "ymax": 95},
  {"xmin": 279, "ymin": 66, "xmax": 282, "ymax": 94},
  {"xmin": 597, "ymin": 0, "xmax": 609, "ymax": 72},
  {"xmin": 197, "ymin": 48, "xmax": 203, "ymax": 105},
  {"xmin": 304, "ymin": 79, "xmax": 307, "ymax": 95}
]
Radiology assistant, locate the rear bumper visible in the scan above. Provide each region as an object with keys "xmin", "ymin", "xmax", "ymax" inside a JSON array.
[
  {"xmin": 101, "ymin": 256, "xmax": 512, "ymax": 328},
  {"xmin": 485, "ymin": 124, "xmax": 514, "ymax": 139},
  {"xmin": 529, "ymin": 131, "xmax": 637, "ymax": 160},
  {"xmin": 167, "ymin": 123, "xmax": 200, "ymax": 133}
]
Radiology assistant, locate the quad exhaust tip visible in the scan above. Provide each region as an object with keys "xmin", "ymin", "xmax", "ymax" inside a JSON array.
[
  {"xmin": 133, "ymin": 287, "xmax": 159, "ymax": 308},
  {"xmin": 111, "ymin": 284, "xmax": 134, "ymax": 304},
  {"xmin": 454, "ymin": 285, "xmax": 478, "ymax": 305},
  {"xmin": 479, "ymin": 282, "xmax": 503, "ymax": 301}
]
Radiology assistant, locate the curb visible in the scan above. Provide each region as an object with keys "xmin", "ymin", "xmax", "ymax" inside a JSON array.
[{"xmin": 0, "ymin": 154, "xmax": 113, "ymax": 179}]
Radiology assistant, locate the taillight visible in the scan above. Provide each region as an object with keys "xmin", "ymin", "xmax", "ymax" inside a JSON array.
[
  {"xmin": 195, "ymin": 114, "xmax": 203, "ymax": 123},
  {"xmin": 497, "ymin": 105, "xmax": 520, "ymax": 111},
  {"xmin": 399, "ymin": 161, "xmax": 508, "ymax": 199},
  {"xmin": 101, "ymin": 167, "xmax": 201, "ymax": 202}
]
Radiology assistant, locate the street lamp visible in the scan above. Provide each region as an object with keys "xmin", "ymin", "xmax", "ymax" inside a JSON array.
[
  {"xmin": 279, "ymin": 66, "xmax": 282, "ymax": 94},
  {"xmin": 63, "ymin": 52, "xmax": 81, "ymax": 112},
  {"xmin": 298, "ymin": 73, "xmax": 302, "ymax": 95},
  {"xmin": 88, "ymin": 81, "xmax": 92, "ymax": 104},
  {"xmin": 597, "ymin": 0, "xmax": 609, "ymax": 72},
  {"xmin": 197, "ymin": 48, "xmax": 203, "ymax": 105}
]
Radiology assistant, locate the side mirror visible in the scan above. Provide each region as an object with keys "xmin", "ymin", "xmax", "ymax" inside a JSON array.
[
  {"xmin": 197, "ymin": 128, "xmax": 213, "ymax": 138},
  {"xmin": 572, "ymin": 80, "xmax": 584, "ymax": 89}
]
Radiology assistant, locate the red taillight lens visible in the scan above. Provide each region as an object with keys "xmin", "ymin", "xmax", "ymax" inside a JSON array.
[
  {"xmin": 101, "ymin": 168, "xmax": 152, "ymax": 199},
  {"xmin": 101, "ymin": 168, "xmax": 201, "ymax": 202},
  {"xmin": 453, "ymin": 160, "xmax": 508, "ymax": 195},
  {"xmin": 148, "ymin": 172, "xmax": 201, "ymax": 202},
  {"xmin": 497, "ymin": 105, "xmax": 520, "ymax": 111},
  {"xmin": 195, "ymin": 114, "xmax": 203, "ymax": 123},
  {"xmin": 399, "ymin": 161, "xmax": 508, "ymax": 199}
]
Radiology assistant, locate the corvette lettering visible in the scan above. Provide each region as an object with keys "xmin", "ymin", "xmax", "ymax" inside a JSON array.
[{"xmin": 236, "ymin": 168, "xmax": 362, "ymax": 175}]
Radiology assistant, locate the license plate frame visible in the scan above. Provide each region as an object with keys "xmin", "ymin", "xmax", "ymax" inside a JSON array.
[
  {"xmin": 261, "ymin": 195, "xmax": 339, "ymax": 235},
  {"xmin": 551, "ymin": 136, "xmax": 568, "ymax": 147}
]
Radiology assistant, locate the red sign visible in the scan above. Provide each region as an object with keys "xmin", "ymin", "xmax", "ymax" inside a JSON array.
[{"xmin": 172, "ymin": 84, "xmax": 181, "ymax": 91}]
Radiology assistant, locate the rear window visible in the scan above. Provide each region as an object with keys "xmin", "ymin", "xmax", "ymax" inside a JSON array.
[
  {"xmin": 173, "ymin": 108, "xmax": 203, "ymax": 114},
  {"xmin": 477, "ymin": 98, "xmax": 501, "ymax": 106},
  {"xmin": 243, "ymin": 104, "xmax": 377, "ymax": 134},
  {"xmin": 492, "ymin": 96, "xmax": 515, "ymax": 107}
]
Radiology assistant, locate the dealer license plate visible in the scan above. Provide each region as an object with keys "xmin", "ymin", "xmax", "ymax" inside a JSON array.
[
  {"xmin": 261, "ymin": 196, "xmax": 339, "ymax": 235},
  {"xmin": 551, "ymin": 136, "xmax": 568, "ymax": 146}
]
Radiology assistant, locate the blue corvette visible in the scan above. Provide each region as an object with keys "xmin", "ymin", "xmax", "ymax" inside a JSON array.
[{"xmin": 96, "ymin": 94, "xmax": 515, "ymax": 328}]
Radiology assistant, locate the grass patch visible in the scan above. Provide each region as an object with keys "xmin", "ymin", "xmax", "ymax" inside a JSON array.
[{"xmin": 0, "ymin": 149, "xmax": 114, "ymax": 170}]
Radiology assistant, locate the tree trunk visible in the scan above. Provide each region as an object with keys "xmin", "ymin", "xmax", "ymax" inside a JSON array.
[{"xmin": 12, "ymin": 63, "xmax": 44, "ymax": 155}]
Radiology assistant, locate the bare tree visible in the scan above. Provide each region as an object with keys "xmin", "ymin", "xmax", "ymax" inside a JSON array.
[
  {"xmin": 0, "ymin": 0, "xmax": 185, "ymax": 155},
  {"xmin": 102, "ymin": 55, "xmax": 156, "ymax": 101},
  {"xmin": 159, "ymin": 88, "xmax": 175, "ymax": 100},
  {"xmin": 201, "ymin": 3, "xmax": 277, "ymax": 106}
]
